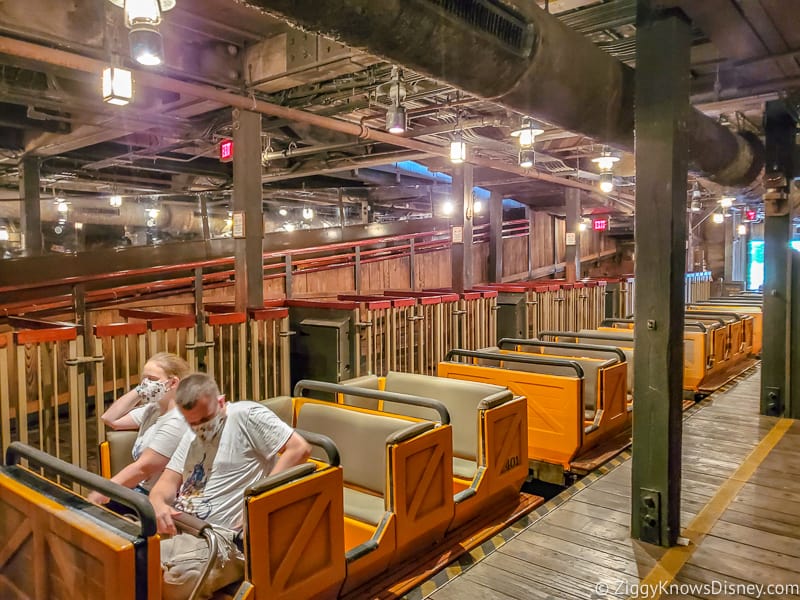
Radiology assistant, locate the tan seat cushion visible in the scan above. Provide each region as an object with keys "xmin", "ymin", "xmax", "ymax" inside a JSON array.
[
  {"xmin": 106, "ymin": 429, "xmax": 138, "ymax": 477},
  {"xmin": 259, "ymin": 396, "xmax": 294, "ymax": 426},
  {"xmin": 343, "ymin": 487, "xmax": 386, "ymax": 526},
  {"xmin": 296, "ymin": 401, "xmax": 418, "ymax": 497},
  {"xmin": 452, "ymin": 456, "xmax": 477, "ymax": 480},
  {"xmin": 338, "ymin": 374, "xmax": 381, "ymax": 410},
  {"xmin": 383, "ymin": 371, "xmax": 510, "ymax": 463}
]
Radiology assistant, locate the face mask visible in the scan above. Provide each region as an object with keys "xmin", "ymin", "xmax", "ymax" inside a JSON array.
[
  {"xmin": 137, "ymin": 378, "xmax": 169, "ymax": 404},
  {"xmin": 191, "ymin": 410, "xmax": 225, "ymax": 443}
]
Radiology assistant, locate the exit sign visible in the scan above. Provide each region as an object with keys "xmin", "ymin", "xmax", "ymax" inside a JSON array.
[
  {"xmin": 219, "ymin": 139, "xmax": 234, "ymax": 163},
  {"xmin": 593, "ymin": 218, "xmax": 608, "ymax": 231}
]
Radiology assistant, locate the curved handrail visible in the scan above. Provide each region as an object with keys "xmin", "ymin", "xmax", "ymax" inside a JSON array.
[
  {"xmin": 538, "ymin": 329, "xmax": 634, "ymax": 342},
  {"xmin": 293, "ymin": 379, "xmax": 451, "ymax": 425},
  {"xmin": 444, "ymin": 348, "xmax": 585, "ymax": 378},
  {"xmin": 294, "ymin": 429, "xmax": 341, "ymax": 467},
  {"xmin": 5, "ymin": 442, "xmax": 157, "ymax": 538},
  {"xmin": 600, "ymin": 318, "xmax": 634, "ymax": 327},
  {"xmin": 498, "ymin": 338, "xmax": 627, "ymax": 363},
  {"xmin": 685, "ymin": 309, "xmax": 744, "ymax": 321}
]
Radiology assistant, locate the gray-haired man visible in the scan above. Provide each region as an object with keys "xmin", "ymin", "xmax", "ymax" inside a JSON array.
[{"xmin": 149, "ymin": 372, "xmax": 311, "ymax": 599}]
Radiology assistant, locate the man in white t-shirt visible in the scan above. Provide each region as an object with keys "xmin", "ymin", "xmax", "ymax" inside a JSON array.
[{"xmin": 149, "ymin": 373, "xmax": 312, "ymax": 600}]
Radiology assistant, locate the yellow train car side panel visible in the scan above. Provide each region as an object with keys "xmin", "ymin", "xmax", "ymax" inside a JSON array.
[
  {"xmin": 438, "ymin": 363, "xmax": 582, "ymax": 470},
  {"xmin": 480, "ymin": 396, "xmax": 528, "ymax": 499},
  {"xmin": 594, "ymin": 362, "xmax": 628, "ymax": 434},
  {"xmin": 341, "ymin": 515, "xmax": 396, "ymax": 595},
  {"xmin": 243, "ymin": 466, "xmax": 346, "ymax": 600},
  {"xmin": 683, "ymin": 332, "xmax": 706, "ymax": 391},
  {"xmin": 389, "ymin": 425, "xmax": 454, "ymax": 562},
  {"xmin": 0, "ymin": 471, "xmax": 150, "ymax": 600}
]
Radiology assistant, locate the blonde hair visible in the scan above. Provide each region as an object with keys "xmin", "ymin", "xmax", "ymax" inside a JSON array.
[{"xmin": 146, "ymin": 352, "xmax": 190, "ymax": 380}]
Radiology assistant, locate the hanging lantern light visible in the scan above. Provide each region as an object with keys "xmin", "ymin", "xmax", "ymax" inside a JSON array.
[
  {"xmin": 712, "ymin": 212, "xmax": 725, "ymax": 224},
  {"xmin": 592, "ymin": 147, "xmax": 620, "ymax": 193},
  {"xmin": 512, "ymin": 117, "xmax": 543, "ymax": 168},
  {"xmin": 109, "ymin": 194, "xmax": 123, "ymax": 207},
  {"xmin": 102, "ymin": 63, "xmax": 133, "ymax": 105},
  {"xmin": 108, "ymin": 0, "xmax": 176, "ymax": 66},
  {"xmin": 450, "ymin": 131, "xmax": 467, "ymax": 164}
]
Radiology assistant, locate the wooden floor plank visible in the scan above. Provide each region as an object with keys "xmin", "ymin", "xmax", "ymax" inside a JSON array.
[
  {"xmin": 677, "ymin": 564, "xmax": 764, "ymax": 600},
  {"xmin": 528, "ymin": 521, "xmax": 665, "ymax": 568},
  {"xmin": 480, "ymin": 554, "xmax": 595, "ymax": 599},
  {"xmin": 706, "ymin": 520, "xmax": 800, "ymax": 559},
  {"xmin": 688, "ymin": 538, "xmax": 800, "ymax": 585},
  {"xmin": 717, "ymin": 505, "xmax": 800, "ymax": 539},
  {"xmin": 493, "ymin": 541, "xmax": 641, "ymax": 597}
]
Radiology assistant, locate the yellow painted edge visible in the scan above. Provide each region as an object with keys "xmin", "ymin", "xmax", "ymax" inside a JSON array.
[{"xmin": 635, "ymin": 417, "xmax": 794, "ymax": 599}]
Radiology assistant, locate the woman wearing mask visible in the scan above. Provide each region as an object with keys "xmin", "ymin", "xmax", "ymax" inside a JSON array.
[{"xmin": 88, "ymin": 352, "xmax": 191, "ymax": 504}]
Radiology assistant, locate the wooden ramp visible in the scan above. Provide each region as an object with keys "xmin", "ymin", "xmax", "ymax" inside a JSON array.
[{"xmin": 411, "ymin": 364, "xmax": 800, "ymax": 600}]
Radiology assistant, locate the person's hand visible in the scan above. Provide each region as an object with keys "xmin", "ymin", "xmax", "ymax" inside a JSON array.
[
  {"xmin": 87, "ymin": 490, "xmax": 110, "ymax": 505},
  {"xmin": 153, "ymin": 501, "xmax": 180, "ymax": 536}
]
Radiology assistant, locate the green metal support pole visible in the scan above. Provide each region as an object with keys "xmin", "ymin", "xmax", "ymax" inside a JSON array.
[
  {"xmin": 233, "ymin": 109, "xmax": 265, "ymax": 312},
  {"xmin": 565, "ymin": 188, "xmax": 581, "ymax": 282},
  {"xmin": 19, "ymin": 156, "xmax": 42, "ymax": 255},
  {"xmin": 632, "ymin": 3, "xmax": 690, "ymax": 546},
  {"xmin": 451, "ymin": 164, "xmax": 474, "ymax": 293},
  {"xmin": 762, "ymin": 100, "xmax": 797, "ymax": 416}
]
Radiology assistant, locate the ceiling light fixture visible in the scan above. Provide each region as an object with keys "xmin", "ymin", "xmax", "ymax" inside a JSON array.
[
  {"xmin": 278, "ymin": 207, "xmax": 288, "ymax": 217},
  {"xmin": 442, "ymin": 200, "xmax": 454, "ymax": 216},
  {"xmin": 147, "ymin": 207, "xmax": 160, "ymax": 219},
  {"xmin": 719, "ymin": 196, "xmax": 734, "ymax": 209},
  {"xmin": 512, "ymin": 116, "xmax": 542, "ymax": 168},
  {"xmin": 712, "ymin": 212, "xmax": 724, "ymax": 224},
  {"xmin": 302, "ymin": 207, "xmax": 314, "ymax": 220},
  {"xmin": 450, "ymin": 131, "xmax": 467, "ymax": 165},
  {"xmin": 108, "ymin": 0, "xmax": 175, "ymax": 66},
  {"xmin": 109, "ymin": 194, "xmax": 123, "ymax": 208},
  {"xmin": 592, "ymin": 147, "xmax": 620, "ymax": 193},
  {"xmin": 385, "ymin": 66, "xmax": 407, "ymax": 134},
  {"xmin": 518, "ymin": 148, "xmax": 535, "ymax": 169},
  {"xmin": 56, "ymin": 200, "xmax": 69, "ymax": 214},
  {"xmin": 599, "ymin": 172, "xmax": 614, "ymax": 194},
  {"xmin": 102, "ymin": 63, "xmax": 133, "ymax": 106},
  {"xmin": 737, "ymin": 224, "xmax": 747, "ymax": 235}
]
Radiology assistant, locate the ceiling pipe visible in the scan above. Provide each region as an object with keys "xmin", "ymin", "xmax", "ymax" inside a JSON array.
[
  {"xmin": 0, "ymin": 35, "xmax": 633, "ymax": 201},
  {"xmin": 238, "ymin": 0, "xmax": 764, "ymax": 187}
]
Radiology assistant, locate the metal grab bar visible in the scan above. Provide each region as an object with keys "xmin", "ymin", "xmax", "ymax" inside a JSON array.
[
  {"xmin": 294, "ymin": 429, "xmax": 341, "ymax": 467},
  {"xmin": 498, "ymin": 338, "xmax": 627, "ymax": 363},
  {"xmin": 173, "ymin": 513, "xmax": 218, "ymax": 600},
  {"xmin": 293, "ymin": 379, "xmax": 451, "ymax": 425},
  {"xmin": 5, "ymin": 441, "xmax": 157, "ymax": 538},
  {"xmin": 685, "ymin": 310, "xmax": 744, "ymax": 321},
  {"xmin": 444, "ymin": 348, "xmax": 585, "ymax": 378},
  {"xmin": 538, "ymin": 330, "xmax": 633, "ymax": 343},
  {"xmin": 600, "ymin": 318, "xmax": 634, "ymax": 327}
]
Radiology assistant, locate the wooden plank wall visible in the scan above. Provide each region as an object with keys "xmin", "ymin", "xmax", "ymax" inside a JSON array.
[
  {"xmin": 531, "ymin": 211, "xmax": 557, "ymax": 271},
  {"xmin": 363, "ymin": 256, "xmax": 411, "ymax": 293},
  {"xmin": 502, "ymin": 236, "xmax": 530, "ymax": 279},
  {"xmin": 414, "ymin": 248, "xmax": 451, "ymax": 290}
]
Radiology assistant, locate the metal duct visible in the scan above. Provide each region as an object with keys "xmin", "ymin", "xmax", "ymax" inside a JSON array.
[{"xmin": 241, "ymin": 0, "xmax": 764, "ymax": 187}]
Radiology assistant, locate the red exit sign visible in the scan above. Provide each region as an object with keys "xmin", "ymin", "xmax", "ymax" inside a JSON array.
[
  {"xmin": 744, "ymin": 210, "xmax": 756, "ymax": 222},
  {"xmin": 593, "ymin": 218, "xmax": 608, "ymax": 231},
  {"xmin": 219, "ymin": 139, "xmax": 234, "ymax": 163}
]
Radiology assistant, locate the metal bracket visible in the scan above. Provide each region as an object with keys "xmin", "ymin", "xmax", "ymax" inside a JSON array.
[
  {"xmin": 639, "ymin": 488, "xmax": 662, "ymax": 545},
  {"xmin": 185, "ymin": 341, "xmax": 215, "ymax": 350},
  {"xmin": 279, "ymin": 330, "xmax": 297, "ymax": 338},
  {"xmin": 356, "ymin": 321, "xmax": 374, "ymax": 328},
  {"xmin": 64, "ymin": 355, "xmax": 105, "ymax": 366}
]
